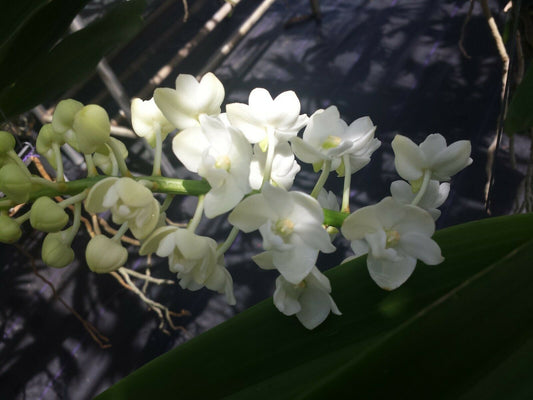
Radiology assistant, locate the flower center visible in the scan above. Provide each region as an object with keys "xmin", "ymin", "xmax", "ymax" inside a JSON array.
[
  {"xmin": 321, "ymin": 135, "xmax": 342, "ymax": 150},
  {"xmin": 385, "ymin": 229, "xmax": 400, "ymax": 248},
  {"xmin": 273, "ymin": 218, "xmax": 294, "ymax": 239},
  {"xmin": 215, "ymin": 155, "xmax": 231, "ymax": 171}
]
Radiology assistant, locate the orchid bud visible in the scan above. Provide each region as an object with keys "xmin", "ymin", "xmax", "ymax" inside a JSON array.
[
  {"xmin": 0, "ymin": 163, "xmax": 31, "ymax": 203},
  {"xmin": 30, "ymin": 197, "xmax": 69, "ymax": 232},
  {"xmin": 36, "ymin": 124, "xmax": 64, "ymax": 168},
  {"xmin": 72, "ymin": 105, "xmax": 111, "ymax": 154},
  {"xmin": 0, "ymin": 215, "xmax": 22, "ymax": 243},
  {"xmin": 0, "ymin": 131, "xmax": 15, "ymax": 154},
  {"xmin": 42, "ymin": 230, "xmax": 75, "ymax": 268},
  {"xmin": 52, "ymin": 99, "xmax": 84, "ymax": 134},
  {"xmin": 93, "ymin": 138, "xmax": 128, "ymax": 175},
  {"xmin": 86, "ymin": 235, "xmax": 128, "ymax": 273}
]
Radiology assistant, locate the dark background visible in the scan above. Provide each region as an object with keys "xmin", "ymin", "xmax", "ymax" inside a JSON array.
[{"xmin": 1, "ymin": 0, "xmax": 527, "ymax": 398}]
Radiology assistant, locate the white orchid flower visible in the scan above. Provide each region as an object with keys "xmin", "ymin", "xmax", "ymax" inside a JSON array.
[
  {"xmin": 131, "ymin": 97, "xmax": 175, "ymax": 147},
  {"xmin": 226, "ymin": 88, "xmax": 308, "ymax": 144},
  {"xmin": 154, "ymin": 72, "xmax": 225, "ymax": 130},
  {"xmin": 249, "ymin": 142, "xmax": 300, "ymax": 190},
  {"xmin": 291, "ymin": 106, "xmax": 380, "ymax": 174},
  {"xmin": 390, "ymin": 180, "xmax": 450, "ymax": 220},
  {"xmin": 341, "ymin": 197, "xmax": 444, "ymax": 291},
  {"xmin": 85, "ymin": 177, "xmax": 160, "ymax": 239},
  {"xmin": 391, "ymin": 133, "xmax": 472, "ymax": 182},
  {"xmin": 172, "ymin": 114, "xmax": 252, "ymax": 218},
  {"xmin": 274, "ymin": 267, "xmax": 341, "ymax": 330},
  {"xmin": 140, "ymin": 226, "xmax": 236, "ymax": 305},
  {"xmin": 228, "ymin": 184, "xmax": 335, "ymax": 284}
]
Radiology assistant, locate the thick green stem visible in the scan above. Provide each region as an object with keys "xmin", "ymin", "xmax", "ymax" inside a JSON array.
[
  {"xmin": 113, "ymin": 222, "xmax": 130, "ymax": 242},
  {"xmin": 152, "ymin": 128, "xmax": 162, "ymax": 177},
  {"xmin": 30, "ymin": 176, "xmax": 60, "ymax": 191},
  {"xmin": 310, "ymin": 160, "xmax": 332, "ymax": 198},
  {"xmin": 85, "ymin": 154, "xmax": 98, "ymax": 177},
  {"xmin": 187, "ymin": 195, "xmax": 205, "ymax": 232},
  {"xmin": 65, "ymin": 202, "xmax": 82, "ymax": 243},
  {"xmin": 216, "ymin": 226, "xmax": 240, "ymax": 257},
  {"xmin": 411, "ymin": 169, "xmax": 432, "ymax": 206},
  {"xmin": 341, "ymin": 155, "xmax": 352, "ymax": 213},
  {"xmin": 107, "ymin": 138, "xmax": 132, "ymax": 178},
  {"xmin": 7, "ymin": 150, "xmax": 31, "ymax": 178},
  {"xmin": 59, "ymin": 190, "xmax": 88, "ymax": 208}
]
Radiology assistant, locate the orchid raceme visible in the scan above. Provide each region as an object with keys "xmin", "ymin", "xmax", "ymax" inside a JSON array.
[
  {"xmin": 172, "ymin": 114, "xmax": 252, "ymax": 218},
  {"xmin": 228, "ymin": 184, "xmax": 335, "ymax": 284},
  {"xmin": 341, "ymin": 197, "xmax": 444, "ymax": 290},
  {"xmin": 1, "ymin": 73, "xmax": 475, "ymax": 330},
  {"xmin": 154, "ymin": 72, "xmax": 225, "ymax": 130}
]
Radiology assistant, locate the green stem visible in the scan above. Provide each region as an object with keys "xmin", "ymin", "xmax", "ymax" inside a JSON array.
[
  {"xmin": 216, "ymin": 226, "xmax": 240, "ymax": 257},
  {"xmin": 59, "ymin": 190, "xmax": 88, "ymax": 208},
  {"xmin": 0, "ymin": 199, "xmax": 13, "ymax": 209},
  {"xmin": 161, "ymin": 194, "xmax": 175, "ymax": 212},
  {"xmin": 411, "ymin": 169, "xmax": 432, "ymax": 206},
  {"xmin": 52, "ymin": 142, "xmax": 65, "ymax": 182},
  {"xmin": 15, "ymin": 210, "xmax": 31, "ymax": 224},
  {"xmin": 187, "ymin": 194, "xmax": 205, "ymax": 232},
  {"xmin": 107, "ymin": 138, "xmax": 132, "ymax": 178},
  {"xmin": 310, "ymin": 159, "xmax": 332, "ymax": 198},
  {"xmin": 112, "ymin": 222, "xmax": 129, "ymax": 241},
  {"xmin": 152, "ymin": 128, "xmax": 162, "ymax": 177},
  {"xmin": 65, "ymin": 202, "xmax": 82, "ymax": 244},
  {"xmin": 341, "ymin": 155, "xmax": 352, "ymax": 213},
  {"xmin": 30, "ymin": 176, "xmax": 60, "ymax": 191},
  {"xmin": 85, "ymin": 154, "xmax": 98, "ymax": 177}
]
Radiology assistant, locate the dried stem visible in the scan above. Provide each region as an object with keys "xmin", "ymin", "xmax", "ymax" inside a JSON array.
[{"xmin": 458, "ymin": 0, "xmax": 475, "ymax": 59}]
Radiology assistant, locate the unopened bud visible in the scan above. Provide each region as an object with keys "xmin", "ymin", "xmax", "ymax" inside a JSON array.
[
  {"xmin": 0, "ymin": 131, "xmax": 15, "ymax": 154},
  {"xmin": 42, "ymin": 230, "xmax": 75, "ymax": 268},
  {"xmin": 72, "ymin": 105, "xmax": 111, "ymax": 154},
  {"xmin": 30, "ymin": 197, "xmax": 69, "ymax": 232},
  {"xmin": 52, "ymin": 99, "xmax": 84, "ymax": 134},
  {"xmin": 0, "ymin": 163, "xmax": 31, "ymax": 203},
  {"xmin": 86, "ymin": 235, "xmax": 128, "ymax": 273},
  {"xmin": 0, "ymin": 215, "xmax": 22, "ymax": 243}
]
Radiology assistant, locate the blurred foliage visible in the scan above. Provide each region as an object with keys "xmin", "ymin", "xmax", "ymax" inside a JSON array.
[{"xmin": 0, "ymin": 0, "xmax": 146, "ymax": 120}]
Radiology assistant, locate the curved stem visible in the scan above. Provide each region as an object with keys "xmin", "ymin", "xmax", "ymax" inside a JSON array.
[
  {"xmin": 84, "ymin": 154, "xmax": 98, "ymax": 177},
  {"xmin": 310, "ymin": 160, "xmax": 332, "ymax": 198},
  {"xmin": 59, "ymin": 190, "xmax": 88, "ymax": 209},
  {"xmin": 411, "ymin": 169, "xmax": 431, "ymax": 206},
  {"xmin": 341, "ymin": 155, "xmax": 352, "ymax": 213},
  {"xmin": 112, "ymin": 222, "xmax": 129, "ymax": 242},
  {"xmin": 7, "ymin": 150, "xmax": 31, "ymax": 178},
  {"xmin": 161, "ymin": 194, "xmax": 175, "ymax": 212},
  {"xmin": 107, "ymin": 138, "xmax": 132, "ymax": 178},
  {"xmin": 152, "ymin": 127, "xmax": 162, "ymax": 177},
  {"xmin": 65, "ymin": 202, "xmax": 82, "ymax": 244},
  {"xmin": 216, "ymin": 225, "xmax": 240, "ymax": 257},
  {"xmin": 52, "ymin": 143, "xmax": 65, "ymax": 182},
  {"xmin": 187, "ymin": 194, "xmax": 205, "ymax": 232},
  {"xmin": 15, "ymin": 210, "xmax": 31, "ymax": 224}
]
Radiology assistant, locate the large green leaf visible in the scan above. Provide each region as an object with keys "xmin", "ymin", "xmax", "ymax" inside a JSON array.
[
  {"xmin": 0, "ymin": 0, "xmax": 145, "ymax": 119},
  {"xmin": 95, "ymin": 213, "xmax": 533, "ymax": 399},
  {"xmin": 504, "ymin": 64, "xmax": 533, "ymax": 135}
]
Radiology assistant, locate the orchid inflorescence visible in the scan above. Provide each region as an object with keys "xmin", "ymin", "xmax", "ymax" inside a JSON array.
[{"xmin": 0, "ymin": 72, "xmax": 472, "ymax": 329}]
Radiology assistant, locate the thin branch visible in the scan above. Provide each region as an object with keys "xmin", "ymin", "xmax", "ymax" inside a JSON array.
[{"xmin": 458, "ymin": 0, "xmax": 475, "ymax": 59}]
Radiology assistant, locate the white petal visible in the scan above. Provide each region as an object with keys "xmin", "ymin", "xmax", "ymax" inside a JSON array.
[
  {"xmin": 269, "ymin": 90, "xmax": 300, "ymax": 128},
  {"xmin": 341, "ymin": 203, "xmax": 381, "ymax": 240},
  {"xmin": 273, "ymin": 245, "xmax": 317, "ymax": 284},
  {"xmin": 390, "ymin": 180, "xmax": 414, "ymax": 204},
  {"xmin": 350, "ymin": 239, "xmax": 369, "ymax": 256},
  {"xmin": 296, "ymin": 286, "xmax": 334, "ymax": 329},
  {"xmin": 139, "ymin": 226, "xmax": 176, "ymax": 255},
  {"xmin": 228, "ymin": 194, "xmax": 275, "ymax": 232},
  {"xmin": 431, "ymin": 140, "xmax": 472, "ymax": 180},
  {"xmin": 398, "ymin": 232, "xmax": 444, "ymax": 265},
  {"xmin": 226, "ymin": 103, "xmax": 266, "ymax": 143},
  {"xmin": 367, "ymin": 254, "xmax": 417, "ymax": 290},
  {"xmin": 391, "ymin": 135, "xmax": 425, "ymax": 181},
  {"xmin": 294, "ymin": 223, "xmax": 336, "ymax": 254},
  {"xmin": 117, "ymin": 178, "xmax": 153, "ymax": 208},
  {"xmin": 392, "ymin": 204, "xmax": 435, "ymax": 237},
  {"xmin": 198, "ymin": 72, "xmax": 225, "ymax": 115},
  {"xmin": 172, "ymin": 126, "xmax": 209, "ymax": 172},
  {"xmin": 204, "ymin": 175, "xmax": 246, "ymax": 218},
  {"xmin": 252, "ymin": 251, "xmax": 276, "ymax": 269},
  {"xmin": 249, "ymin": 88, "xmax": 273, "ymax": 113},
  {"xmin": 262, "ymin": 184, "xmax": 294, "ymax": 219},
  {"xmin": 153, "ymin": 87, "xmax": 198, "ymax": 130},
  {"xmin": 290, "ymin": 137, "xmax": 324, "ymax": 164},
  {"xmin": 273, "ymin": 275, "xmax": 302, "ymax": 316},
  {"xmin": 419, "ymin": 133, "xmax": 447, "ymax": 160},
  {"xmin": 85, "ymin": 177, "xmax": 119, "ymax": 213}
]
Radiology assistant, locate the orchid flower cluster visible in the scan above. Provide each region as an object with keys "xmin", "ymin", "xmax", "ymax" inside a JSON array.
[{"xmin": 0, "ymin": 72, "xmax": 472, "ymax": 330}]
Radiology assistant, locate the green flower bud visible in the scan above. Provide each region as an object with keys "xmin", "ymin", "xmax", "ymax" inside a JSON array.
[
  {"xmin": 72, "ymin": 105, "xmax": 111, "ymax": 154},
  {"xmin": 0, "ymin": 163, "xmax": 31, "ymax": 203},
  {"xmin": 36, "ymin": 124, "xmax": 64, "ymax": 169},
  {"xmin": 93, "ymin": 138, "xmax": 128, "ymax": 175},
  {"xmin": 0, "ymin": 215, "xmax": 22, "ymax": 243},
  {"xmin": 0, "ymin": 131, "xmax": 15, "ymax": 154},
  {"xmin": 86, "ymin": 234, "xmax": 128, "ymax": 273},
  {"xmin": 30, "ymin": 197, "xmax": 69, "ymax": 232},
  {"xmin": 42, "ymin": 229, "xmax": 75, "ymax": 268},
  {"xmin": 52, "ymin": 99, "xmax": 84, "ymax": 134}
]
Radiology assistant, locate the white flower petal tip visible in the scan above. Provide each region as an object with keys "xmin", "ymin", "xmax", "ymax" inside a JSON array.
[
  {"xmin": 342, "ymin": 197, "xmax": 443, "ymax": 290},
  {"xmin": 274, "ymin": 267, "xmax": 340, "ymax": 329},
  {"xmin": 154, "ymin": 72, "xmax": 225, "ymax": 130},
  {"xmin": 391, "ymin": 133, "xmax": 472, "ymax": 182},
  {"xmin": 131, "ymin": 97, "xmax": 174, "ymax": 147}
]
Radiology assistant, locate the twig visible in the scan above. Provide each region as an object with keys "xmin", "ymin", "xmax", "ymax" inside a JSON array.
[
  {"xmin": 458, "ymin": 0, "xmax": 475, "ymax": 59},
  {"xmin": 17, "ymin": 245, "xmax": 111, "ymax": 349}
]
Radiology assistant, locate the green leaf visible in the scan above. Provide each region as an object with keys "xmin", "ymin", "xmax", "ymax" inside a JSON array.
[
  {"xmin": 504, "ymin": 64, "xmax": 533, "ymax": 135},
  {"xmin": 0, "ymin": 0, "xmax": 90, "ymax": 90},
  {"xmin": 95, "ymin": 213, "xmax": 533, "ymax": 399},
  {"xmin": 0, "ymin": 0, "xmax": 145, "ymax": 119}
]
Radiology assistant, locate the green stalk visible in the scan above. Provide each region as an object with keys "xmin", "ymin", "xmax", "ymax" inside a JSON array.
[
  {"xmin": 85, "ymin": 154, "xmax": 98, "ymax": 177},
  {"xmin": 52, "ymin": 142, "xmax": 65, "ymax": 182},
  {"xmin": 107, "ymin": 138, "xmax": 132, "ymax": 178},
  {"xmin": 187, "ymin": 195, "xmax": 205, "ymax": 232},
  {"xmin": 112, "ymin": 222, "xmax": 130, "ymax": 242},
  {"xmin": 411, "ymin": 169, "xmax": 432, "ymax": 206},
  {"xmin": 216, "ymin": 226, "xmax": 240, "ymax": 257},
  {"xmin": 341, "ymin": 155, "xmax": 352, "ymax": 213},
  {"xmin": 30, "ymin": 176, "xmax": 60, "ymax": 191},
  {"xmin": 310, "ymin": 160, "xmax": 332, "ymax": 198},
  {"xmin": 152, "ymin": 128, "xmax": 162, "ymax": 177}
]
